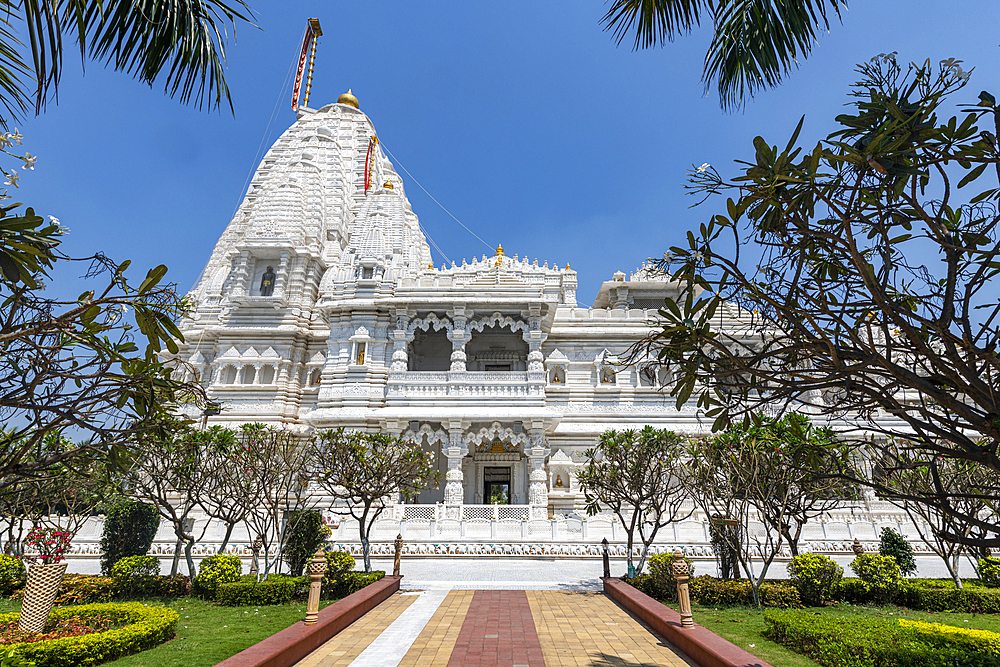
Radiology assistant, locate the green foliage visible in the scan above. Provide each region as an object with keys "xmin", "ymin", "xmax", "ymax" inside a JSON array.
[
  {"xmin": 0, "ymin": 646, "xmax": 33, "ymax": 667},
  {"xmin": 110, "ymin": 556, "xmax": 160, "ymax": 598},
  {"xmin": 980, "ymin": 559, "xmax": 1000, "ymax": 587},
  {"xmin": 894, "ymin": 584, "xmax": 1000, "ymax": 614},
  {"xmin": 787, "ymin": 553, "xmax": 843, "ymax": 606},
  {"xmin": 0, "ymin": 602, "xmax": 177, "ymax": 667},
  {"xmin": 321, "ymin": 549, "xmax": 357, "ymax": 599},
  {"xmin": 284, "ymin": 511, "xmax": 331, "ymax": 576},
  {"xmin": 99, "ymin": 500, "xmax": 160, "ymax": 576},
  {"xmin": 0, "ymin": 556, "xmax": 24, "ymax": 596},
  {"xmin": 880, "ymin": 528, "xmax": 917, "ymax": 577},
  {"xmin": 193, "ymin": 554, "xmax": 242, "ymax": 599},
  {"xmin": 763, "ymin": 609, "xmax": 1000, "ymax": 667},
  {"xmin": 851, "ymin": 555, "xmax": 903, "ymax": 602},
  {"xmin": 51, "ymin": 576, "xmax": 116, "ymax": 605},
  {"xmin": 687, "ymin": 576, "xmax": 800, "ymax": 608},
  {"xmin": 328, "ymin": 571, "xmax": 385, "ymax": 599},
  {"xmin": 647, "ymin": 552, "xmax": 695, "ymax": 602},
  {"xmin": 216, "ymin": 580, "xmax": 295, "ymax": 606}
]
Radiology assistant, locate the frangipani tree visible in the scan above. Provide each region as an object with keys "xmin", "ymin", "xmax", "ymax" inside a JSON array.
[
  {"xmin": 576, "ymin": 427, "xmax": 691, "ymax": 576},
  {"xmin": 311, "ymin": 429, "xmax": 438, "ymax": 574}
]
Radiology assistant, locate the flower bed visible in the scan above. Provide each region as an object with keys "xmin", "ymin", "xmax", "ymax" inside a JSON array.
[
  {"xmin": 0, "ymin": 602, "xmax": 177, "ymax": 667},
  {"xmin": 0, "ymin": 613, "xmax": 112, "ymax": 644}
]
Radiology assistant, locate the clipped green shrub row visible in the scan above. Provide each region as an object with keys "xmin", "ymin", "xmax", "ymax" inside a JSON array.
[
  {"xmin": 217, "ymin": 580, "xmax": 296, "ymax": 606},
  {"xmin": 894, "ymin": 585, "xmax": 1000, "ymax": 614},
  {"xmin": 0, "ymin": 602, "xmax": 177, "ymax": 667},
  {"xmin": 331, "ymin": 571, "xmax": 385, "ymax": 599},
  {"xmin": 10, "ymin": 573, "xmax": 192, "ymax": 605},
  {"xmin": 627, "ymin": 574, "xmax": 800, "ymax": 607},
  {"xmin": 763, "ymin": 609, "xmax": 1000, "ymax": 667}
]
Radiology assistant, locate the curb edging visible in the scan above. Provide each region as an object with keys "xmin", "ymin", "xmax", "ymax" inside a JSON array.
[
  {"xmin": 214, "ymin": 575, "xmax": 401, "ymax": 667},
  {"xmin": 602, "ymin": 577, "xmax": 774, "ymax": 667}
]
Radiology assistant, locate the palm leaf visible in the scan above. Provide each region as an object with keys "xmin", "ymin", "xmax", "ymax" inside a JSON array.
[
  {"xmin": 704, "ymin": 0, "xmax": 845, "ymax": 110},
  {"xmin": 601, "ymin": 0, "xmax": 707, "ymax": 50},
  {"xmin": 9, "ymin": 0, "xmax": 255, "ymax": 122}
]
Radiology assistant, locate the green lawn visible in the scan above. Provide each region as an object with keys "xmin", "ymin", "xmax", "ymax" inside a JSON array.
[
  {"xmin": 667, "ymin": 602, "xmax": 1000, "ymax": 667},
  {"xmin": 102, "ymin": 597, "xmax": 336, "ymax": 667}
]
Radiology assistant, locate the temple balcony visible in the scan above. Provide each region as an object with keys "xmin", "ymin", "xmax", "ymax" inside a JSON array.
[{"xmin": 385, "ymin": 370, "xmax": 546, "ymax": 406}]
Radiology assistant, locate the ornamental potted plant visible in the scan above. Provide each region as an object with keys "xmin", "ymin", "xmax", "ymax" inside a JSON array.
[{"xmin": 18, "ymin": 527, "xmax": 72, "ymax": 633}]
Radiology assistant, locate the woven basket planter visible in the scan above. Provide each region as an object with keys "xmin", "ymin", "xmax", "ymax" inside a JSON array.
[{"xmin": 18, "ymin": 562, "xmax": 67, "ymax": 634}]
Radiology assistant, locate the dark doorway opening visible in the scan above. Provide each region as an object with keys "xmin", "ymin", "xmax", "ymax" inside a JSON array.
[{"xmin": 484, "ymin": 466, "xmax": 511, "ymax": 504}]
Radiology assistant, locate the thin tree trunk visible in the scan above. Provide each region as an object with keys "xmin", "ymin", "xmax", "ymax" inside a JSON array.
[{"xmin": 218, "ymin": 522, "xmax": 236, "ymax": 553}]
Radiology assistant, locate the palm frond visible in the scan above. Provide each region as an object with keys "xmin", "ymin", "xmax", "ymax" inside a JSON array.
[
  {"xmin": 601, "ymin": 0, "xmax": 706, "ymax": 50},
  {"xmin": 13, "ymin": 0, "xmax": 255, "ymax": 120},
  {"xmin": 704, "ymin": 0, "xmax": 845, "ymax": 110}
]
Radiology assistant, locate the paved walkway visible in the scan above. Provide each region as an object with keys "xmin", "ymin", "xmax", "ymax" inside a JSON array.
[{"xmin": 295, "ymin": 589, "xmax": 695, "ymax": 667}]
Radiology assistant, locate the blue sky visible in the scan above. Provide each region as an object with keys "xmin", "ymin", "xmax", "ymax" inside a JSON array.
[{"xmin": 11, "ymin": 0, "xmax": 1000, "ymax": 304}]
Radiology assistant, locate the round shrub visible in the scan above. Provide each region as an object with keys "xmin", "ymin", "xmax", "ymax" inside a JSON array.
[
  {"xmin": 111, "ymin": 555, "xmax": 160, "ymax": 597},
  {"xmin": 787, "ymin": 553, "xmax": 843, "ymax": 606},
  {"xmin": 193, "ymin": 554, "xmax": 242, "ymax": 598},
  {"xmin": 980, "ymin": 558, "xmax": 1000, "ymax": 587},
  {"xmin": 0, "ymin": 555, "xmax": 26, "ymax": 595},
  {"xmin": 321, "ymin": 549, "xmax": 356, "ymax": 599},
  {"xmin": 851, "ymin": 554, "xmax": 903, "ymax": 602},
  {"xmin": 647, "ymin": 552, "xmax": 695, "ymax": 602},
  {"xmin": 99, "ymin": 500, "xmax": 160, "ymax": 576},
  {"xmin": 879, "ymin": 527, "xmax": 917, "ymax": 576},
  {"xmin": 284, "ymin": 510, "xmax": 332, "ymax": 576},
  {"xmin": 0, "ymin": 602, "xmax": 177, "ymax": 667}
]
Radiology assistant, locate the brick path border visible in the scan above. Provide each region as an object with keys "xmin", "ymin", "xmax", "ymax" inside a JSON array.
[
  {"xmin": 215, "ymin": 575, "xmax": 402, "ymax": 667},
  {"xmin": 602, "ymin": 577, "xmax": 774, "ymax": 667}
]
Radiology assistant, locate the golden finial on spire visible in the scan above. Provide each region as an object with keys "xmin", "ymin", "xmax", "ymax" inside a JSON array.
[
  {"xmin": 495, "ymin": 244, "xmax": 505, "ymax": 267},
  {"xmin": 383, "ymin": 180, "xmax": 394, "ymax": 190},
  {"xmin": 338, "ymin": 89, "xmax": 359, "ymax": 109}
]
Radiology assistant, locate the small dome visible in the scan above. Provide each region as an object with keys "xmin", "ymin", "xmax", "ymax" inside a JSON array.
[{"xmin": 338, "ymin": 89, "xmax": 359, "ymax": 109}]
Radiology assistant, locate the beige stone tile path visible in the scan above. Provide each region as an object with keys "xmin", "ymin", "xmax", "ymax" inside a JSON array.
[
  {"xmin": 397, "ymin": 589, "xmax": 475, "ymax": 667},
  {"xmin": 527, "ymin": 591, "xmax": 697, "ymax": 667},
  {"xmin": 295, "ymin": 592, "xmax": 416, "ymax": 667}
]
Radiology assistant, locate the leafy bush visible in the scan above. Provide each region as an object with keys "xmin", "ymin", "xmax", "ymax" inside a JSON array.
[
  {"xmin": 99, "ymin": 500, "xmax": 160, "ymax": 576},
  {"xmin": 0, "ymin": 646, "xmax": 32, "ymax": 667},
  {"xmin": 880, "ymin": 527, "xmax": 917, "ymax": 577},
  {"xmin": 0, "ymin": 602, "xmax": 177, "ymax": 667},
  {"xmin": 851, "ymin": 554, "xmax": 903, "ymax": 602},
  {"xmin": 687, "ymin": 576, "xmax": 800, "ymax": 608},
  {"xmin": 52, "ymin": 576, "xmax": 116, "ymax": 605},
  {"xmin": 110, "ymin": 556, "xmax": 160, "ymax": 597},
  {"xmin": 0, "ymin": 556, "xmax": 25, "ymax": 596},
  {"xmin": 895, "ymin": 584, "xmax": 1000, "ymax": 614},
  {"xmin": 980, "ymin": 559, "xmax": 1000, "ymax": 587},
  {"xmin": 283, "ymin": 511, "xmax": 332, "ymax": 576},
  {"xmin": 217, "ymin": 580, "xmax": 296, "ymax": 606},
  {"xmin": 764, "ymin": 609, "xmax": 1000, "ymax": 667},
  {"xmin": 327, "ymin": 571, "xmax": 385, "ymax": 599},
  {"xmin": 646, "ymin": 552, "xmax": 694, "ymax": 602},
  {"xmin": 193, "ymin": 554, "xmax": 242, "ymax": 599},
  {"xmin": 322, "ymin": 550, "xmax": 357, "ymax": 599},
  {"xmin": 787, "ymin": 553, "xmax": 843, "ymax": 606}
]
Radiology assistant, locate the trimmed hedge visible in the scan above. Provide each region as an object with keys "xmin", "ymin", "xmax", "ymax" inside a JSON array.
[
  {"xmin": 111, "ymin": 556, "xmax": 160, "ymax": 598},
  {"xmin": 764, "ymin": 609, "xmax": 1000, "ymax": 667},
  {"xmin": 217, "ymin": 580, "xmax": 296, "ymax": 606},
  {"xmin": 688, "ymin": 576, "xmax": 801, "ymax": 608},
  {"xmin": 894, "ymin": 584, "xmax": 1000, "ymax": 614},
  {"xmin": 99, "ymin": 500, "xmax": 160, "ymax": 576},
  {"xmin": 9, "ymin": 574, "xmax": 191, "ymax": 605},
  {"xmin": 193, "ymin": 554, "xmax": 242, "ymax": 599},
  {"xmin": 0, "ymin": 602, "xmax": 177, "ymax": 667},
  {"xmin": 331, "ymin": 571, "xmax": 385, "ymax": 599}
]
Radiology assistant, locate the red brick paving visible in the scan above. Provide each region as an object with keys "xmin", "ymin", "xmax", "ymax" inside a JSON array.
[{"xmin": 447, "ymin": 590, "xmax": 546, "ymax": 667}]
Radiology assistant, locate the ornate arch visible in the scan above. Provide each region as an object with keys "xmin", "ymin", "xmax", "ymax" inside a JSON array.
[
  {"xmin": 402, "ymin": 423, "xmax": 448, "ymax": 447},
  {"xmin": 467, "ymin": 312, "xmax": 528, "ymax": 334},
  {"xmin": 464, "ymin": 422, "xmax": 529, "ymax": 451},
  {"xmin": 406, "ymin": 313, "xmax": 452, "ymax": 335}
]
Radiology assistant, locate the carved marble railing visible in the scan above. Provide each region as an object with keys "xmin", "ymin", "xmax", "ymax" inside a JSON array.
[{"xmin": 386, "ymin": 371, "xmax": 544, "ymax": 402}]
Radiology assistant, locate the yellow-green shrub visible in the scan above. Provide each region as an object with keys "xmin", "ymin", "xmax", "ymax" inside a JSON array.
[
  {"xmin": 787, "ymin": 553, "xmax": 843, "ymax": 606},
  {"xmin": 0, "ymin": 602, "xmax": 177, "ymax": 667},
  {"xmin": 899, "ymin": 619, "xmax": 1000, "ymax": 656},
  {"xmin": 850, "ymin": 554, "xmax": 903, "ymax": 602},
  {"xmin": 193, "ymin": 554, "xmax": 242, "ymax": 598},
  {"xmin": 0, "ymin": 556, "xmax": 25, "ymax": 596},
  {"xmin": 980, "ymin": 559, "xmax": 1000, "ymax": 587}
]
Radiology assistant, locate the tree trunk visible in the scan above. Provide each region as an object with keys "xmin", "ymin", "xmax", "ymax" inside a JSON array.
[
  {"xmin": 184, "ymin": 538, "xmax": 195, "ymax": 578},
  {"xmin": 946, "ymin": 553, "xmax": 963, "ymax": 589},
  {"xmin": 218, "ymin": 522, "xmax": 236, "ymax": 553}
]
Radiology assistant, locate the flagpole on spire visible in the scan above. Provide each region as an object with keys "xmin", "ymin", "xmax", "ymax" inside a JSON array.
[{"xmin": 291, "ymin": 18, "xmax": 322, "ymax": 112}]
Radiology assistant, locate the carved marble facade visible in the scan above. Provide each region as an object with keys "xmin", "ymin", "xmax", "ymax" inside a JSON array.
[{"xmin": 173, "ymin": 95, "xmax": 712, "ymax": 518}]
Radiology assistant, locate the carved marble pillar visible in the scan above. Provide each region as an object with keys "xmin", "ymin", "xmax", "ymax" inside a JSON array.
[
  {"xmin": 390, "ymin": 313, "xmax": 410, "ymax": 372},
  {"xmin": 444, "ymin": 428, "xmax": 466, "ymax": 519},
  {"xmin": 524, "ymin": 308, "xmax": 547, "ymax": 389},
  {"xmin": 230, "ymin": 250, "xmax": 251, "ymax": 297},
  {"xmin": 448, "ymin": 311, "xmax": 468, "ymax": 372},
  {"xmin": 527, "ymin": 428, "xmax": 549, "ymax": 520}
]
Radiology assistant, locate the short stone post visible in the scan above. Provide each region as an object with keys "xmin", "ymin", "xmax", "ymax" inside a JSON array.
[
  {"xmin": 602, "ymin": 538, "xmax": 610, "ymax": 579},
  {"xmin": 304, "ymin": 548, "xmax": 326, "ymax": 626},
  {"xmin": 852, "ymin": 538, "xmax": 865, "ymax": 557},
  {"xmin": 393, "ymin": 534, "xmax": 403, "ymax": 577},
  {"xmin": 673, "ymin": 549, "xmax": 694, "ymax": 629}
]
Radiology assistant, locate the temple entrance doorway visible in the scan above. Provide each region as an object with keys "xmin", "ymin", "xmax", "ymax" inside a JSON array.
[{"xmin": 483, "ymin": 466, "xmax": 511, "ymax": 504}]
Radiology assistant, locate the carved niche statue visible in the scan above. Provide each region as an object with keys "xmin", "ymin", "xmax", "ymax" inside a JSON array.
[
  {"xmin": 259, "ymin": 265, "xmax": 276, "ymax": 296},
  {"xmin": 555, "ymin": 474, "xmax": 564, "ymax": 488}
]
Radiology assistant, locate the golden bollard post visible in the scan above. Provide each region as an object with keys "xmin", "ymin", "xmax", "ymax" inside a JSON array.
[
  {"xmin": 393, "ymin": 534, "xmax": 403, "ymax": 577},
  {"xmin": 673, "ymin": 549, "xmax": 694, "ymax": 629},
  {"xmin": 304, "ymin": 548, "xmax": 326, "ymax": 626}
]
